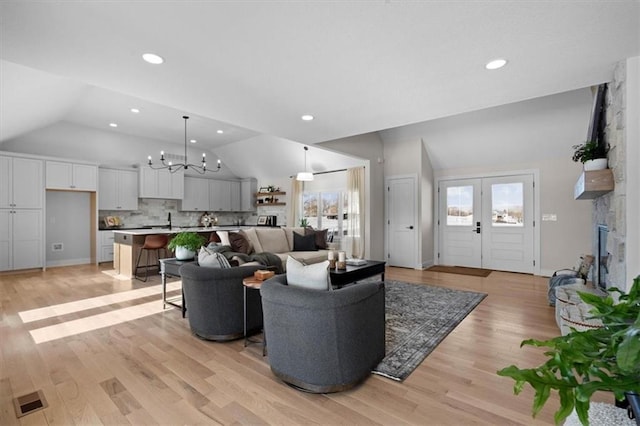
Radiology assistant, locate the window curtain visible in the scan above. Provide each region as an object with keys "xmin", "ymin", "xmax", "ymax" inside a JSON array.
[
  {"xmin": 345, "ymin": 166, "xmax": 365, "ymax": 258},
  {"xmin": 288, "ymin": 177, "xmax": 303, "ymax": 227}
]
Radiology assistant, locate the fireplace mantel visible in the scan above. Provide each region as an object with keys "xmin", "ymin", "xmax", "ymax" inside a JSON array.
[{"xmin": 574, "ymin": 169, "xmax": 614, "ymax": 200}]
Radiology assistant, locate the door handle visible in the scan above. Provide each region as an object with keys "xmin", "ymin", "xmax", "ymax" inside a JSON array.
[
  {"xmin": 407, "ymin": 226, "xmax": 414, "ymax": 230},
  {"xmin": 472, "ymin": 228, "xmax": 481, "ymax": 233}
]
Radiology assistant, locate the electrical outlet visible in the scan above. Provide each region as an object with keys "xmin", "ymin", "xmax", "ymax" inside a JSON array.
[
  {"xmin": 542, "ymin": 214, "xmax": 557, "ymax": 221},
  {"xmin": 52, "ymin": 243, "xmax": 63, "ymax": 252}
]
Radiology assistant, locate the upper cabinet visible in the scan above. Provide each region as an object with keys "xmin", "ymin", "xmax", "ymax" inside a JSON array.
[
  {"xmin": 0, "ymin": 155, "xmax": 44, "ymax": 209},
  {"xmin": 46, "ymin": 161, "xmax": 97, "ymax": 191},
  {"xmin": 209, "ymin": 179, "xmax": 232, "ymax": 211},
  {"xmin": 139, "ymin": 167, "xmax": 184, "ymax": 199},
  {"xmin": 98, "ymin": 168, "xmax": 139, "ymax": 210},
  {"xmin": 180, "ymin": 176, "xmax": 210, "ymax": 211},
  {"xmin": 180, "ymin": 177, "xmax": 257, "ymax": 212},
  {"xmin": 240, "ymin": 178, "xmax": 257, "ymax": 212}
]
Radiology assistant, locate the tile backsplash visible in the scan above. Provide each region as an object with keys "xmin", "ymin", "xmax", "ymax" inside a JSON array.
[{"xmin": 100, "ymin": 198, "xmax": 257, "ymax": 228}]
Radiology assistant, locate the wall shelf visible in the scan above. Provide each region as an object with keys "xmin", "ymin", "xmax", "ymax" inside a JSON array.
[
  {"xmin": 255, "ymin": 191, "xmax": 286, "ymax": 206},
  {"xmin": 574, "ymin": 169, "xmax": 614, "ymax": 200}
]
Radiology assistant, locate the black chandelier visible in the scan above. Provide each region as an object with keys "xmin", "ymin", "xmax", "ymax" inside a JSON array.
[{"xmin": 148, "ymin": 116, "xmax": 221, "ymax": 174}]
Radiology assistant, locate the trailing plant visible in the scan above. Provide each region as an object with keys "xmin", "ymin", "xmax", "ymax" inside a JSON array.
[
  {"xmin": 572, "ymin": 140, "xmax": 609, "ymax": 163},
  {"xmin": 497, "ymin": 276, "xmax": 640, "ymax": 425},
  {"xmin": 167, "ymin": 232, "xmax": 205, "ymax": 252}
]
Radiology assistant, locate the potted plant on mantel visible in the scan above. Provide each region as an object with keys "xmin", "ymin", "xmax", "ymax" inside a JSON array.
[
  {"xmin": 168, "ymin": 232, "xmax": 205, "ymax": 260},
  {"xmin": 498, "ymin": 276, "xmax": 640, "ymax": 425},
  {"xmin": 572, "ymin": 140, "xmax": 609, "ymax": 171}
]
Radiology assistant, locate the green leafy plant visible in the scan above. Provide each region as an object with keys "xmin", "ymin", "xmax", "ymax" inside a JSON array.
[
  {"xmin": 167, "ymin": 232, "xmax": 205, "ymax": 252},
  {"xmin": 498, "ymin": 276, "xmax": 640, "ymax": 425},
  {"xmin": 572, "ymin": 140, "xmax": 609, "ymax": 163},
  {"xmin": 299, "ymin": 218, "xmax": 309, "ymax": 227}
]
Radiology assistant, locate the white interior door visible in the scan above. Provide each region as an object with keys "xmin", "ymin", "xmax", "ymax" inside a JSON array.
[
  {"xmin": 481, "ymin": 175, "xmax": 534, "ymax": 273},
  {"xmin": 387, "ymin": 176, "xmax": 417, "ymax": 268},
  {"xmin": 438, "ymin": 174, "xmax": 535, "ymax": 273},
  {"xmin": 439, "ymin": 179, "xmax": 482, "ymax": 268}
]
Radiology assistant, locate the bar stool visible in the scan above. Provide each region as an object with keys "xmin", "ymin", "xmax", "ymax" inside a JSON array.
[{"xmin": 135, "ymin": 234, "xmax": 169, "ymax": 282}]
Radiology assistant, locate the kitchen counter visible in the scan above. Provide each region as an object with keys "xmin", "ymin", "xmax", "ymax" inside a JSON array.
[
  {"xmin": 112, "ymin": 226, "xmax": 244, "ymax": 236},
  {"xmin": 110, "ymin": 226, "xmax": 251, "ymax": 278}
]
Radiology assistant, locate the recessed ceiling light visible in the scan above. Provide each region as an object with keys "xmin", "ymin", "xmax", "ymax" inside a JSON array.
[
  {"xmin": 142, "ymin": 53, "xmax": 164, "ymax": 65},
  {"xmin": 190, "ymin": 139, "xmax": 197, "ymax": 144},
  {"xmin": 485, "ymin": 58, "xmax": 508, "ymax": 70},
  {"xmin": 130, "ymin": 108, "xmax": 140, "ymax": 113},
  {"xmin": 109, "ymin": 123, "xmax": 118, "ymax": 128},
  {"xmin": 301, "ymin": 114, "xmax": 314, "ymax": 121},
  {"xmin": 217, "ymin": 130, "xmax": 224, "ymax": 134}
]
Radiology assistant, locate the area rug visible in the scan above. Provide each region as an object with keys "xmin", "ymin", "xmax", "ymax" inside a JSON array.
[
  {"xmin": 426, "ymin": 265, "xmax": 493, "ymax": 277},
  {"xmin": 373, "ymin": 280, "xmax": 487, "ymax": 381}
]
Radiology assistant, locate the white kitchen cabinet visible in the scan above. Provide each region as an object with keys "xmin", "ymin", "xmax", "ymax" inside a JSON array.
[
  {"xmin": 139, "ymin": 167, "xmax": 184, "ymax": 199},
  {"xmin": 209, "ymin": 180, "xmax": 231, "ymax": 211},
  {"xmin": 180, "ymin": 177, "xmax": 210, "ymax": 211},
  {"xmin": 46, "ymin": 161, "xmax": 97, "ymax": 191},
  {"xmin": 230, "ymin": 181, "xmax": 241, "ymax": 211},
  {"xmin": 98, "ymin": 168, "xmax": 139, "ymax": 210},
  {"xmin": 0, "ymin": 209, "xmax": 43, "ymax": 271},
  {"xmin": 98, "ymin": 230, "xmax": 114, "ymax": 262},
  {"xmin": 240, "ymin": 178, "xmax": 257, "ymax": 212},
  {"xmin": 0, "ymin": 156, "xmax": 44, "ymax": 209}
]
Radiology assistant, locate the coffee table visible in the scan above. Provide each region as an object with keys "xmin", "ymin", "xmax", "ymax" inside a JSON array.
[{"xmin": 330, "ymin": 260, "xmax": 386, "ymax": 288}]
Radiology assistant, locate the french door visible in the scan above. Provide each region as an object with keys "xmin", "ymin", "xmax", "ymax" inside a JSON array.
[{"xmin": 439, "ymin": 174, "xmax": 534, "ymax": 273}]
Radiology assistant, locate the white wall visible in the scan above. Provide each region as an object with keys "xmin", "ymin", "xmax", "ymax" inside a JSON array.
[
  {"xmin": 625, "ymin": 56, "xmax": 640, "ymax": 287},
  {"xmin": 421, "ymin": 141, "xmax": 435, "ymax": 268},
  {"xmin": 46, "ymin": 191, "xmax": 91, "ymax": 267}
]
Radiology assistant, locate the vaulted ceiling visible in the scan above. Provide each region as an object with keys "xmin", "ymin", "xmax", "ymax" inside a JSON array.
[{"xmin": 1, "ymin": 1, "xmax": 638, "ymax": 171}]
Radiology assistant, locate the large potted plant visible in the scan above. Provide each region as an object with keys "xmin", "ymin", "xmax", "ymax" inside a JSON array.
[
  {"xmin": 572, "ymin": 140, "xmax": 609, "ymax": 171},
  {"xmin": 498, "ymin": 276, "xmax": 640, "ymax": 425},
  {"xmin": 168, "ymin": 232, "xmax": 205, "ymax": 260}
]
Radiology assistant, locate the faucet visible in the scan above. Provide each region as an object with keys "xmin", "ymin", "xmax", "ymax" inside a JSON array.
[{"xmin": 168, "ymin": 212, "xmax": 172, "ymax": 230}]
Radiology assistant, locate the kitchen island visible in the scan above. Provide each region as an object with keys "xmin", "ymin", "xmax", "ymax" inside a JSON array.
[{"xmin": 112, "ymin": 226, "xmax": 244, "ymax": 279}]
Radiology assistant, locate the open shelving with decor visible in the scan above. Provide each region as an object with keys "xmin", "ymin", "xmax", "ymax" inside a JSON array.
[{"xmin": 255, "ymin": 191, "xmax": 286, "ymax": 206}]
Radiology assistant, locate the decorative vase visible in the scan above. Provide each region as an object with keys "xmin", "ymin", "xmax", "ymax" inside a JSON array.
[
  {"xmin": 584, "ymin": 158, "xmax": 608, "ymax": 171},
  {"xmin": 175, "ymin": 246, "xmax": 195, "ymax": 260}
]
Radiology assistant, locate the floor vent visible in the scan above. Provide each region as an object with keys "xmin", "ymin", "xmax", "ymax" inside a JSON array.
[{"xmin": 13, "ymin": 390, "xmax": 48, "ymax": 418}]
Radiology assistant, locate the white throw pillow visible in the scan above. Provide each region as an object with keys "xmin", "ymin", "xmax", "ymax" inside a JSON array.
[
  {"xmin": 198, "ymin": 246, "xmax": 232, "ymax": 269},
  {"xmin": 217, "ymin": 231, "xmax": 231, "ymax": 247},
  {"xmin": 286, "ymin": 256, "xmax": 330, "ymax": 290}
]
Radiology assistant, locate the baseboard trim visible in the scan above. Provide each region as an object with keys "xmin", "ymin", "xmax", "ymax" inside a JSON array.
[{"xmin": 46, "ymin": 258, "xmax": 91, "ymax": 268}]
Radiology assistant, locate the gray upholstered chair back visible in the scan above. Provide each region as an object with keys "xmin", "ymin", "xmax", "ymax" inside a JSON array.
[
  {"xmin": 180, "ymin": 263, "xmax": 262, "ymax": 341},
  {"xmin": 260, "ymin": 274, "xmax": 385, "ymax": 393}
]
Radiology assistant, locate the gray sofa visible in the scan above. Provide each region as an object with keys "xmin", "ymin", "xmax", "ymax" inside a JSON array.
[
  {"xmin": 237, "ymin": 227, "xmax": 332, "ymax": 270},
  {"xmin": 179, "ymin": 263, "xmax": 263, "ymax": 341},
  {"xmin": 260, "ymin": 274, "xmax": 386, "ymax": 393}
]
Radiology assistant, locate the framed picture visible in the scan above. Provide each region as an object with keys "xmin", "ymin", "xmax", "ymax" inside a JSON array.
[
  {"xmin": 257, "ymin": 215, "xmax": 268, "ymax": 225},
  {"xmin": 259, "ymin": 186, "xmax": 270, "ymax": 193}
]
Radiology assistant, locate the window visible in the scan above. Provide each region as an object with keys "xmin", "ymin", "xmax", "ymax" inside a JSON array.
[
  {"xmin": 446, "ymin": 186, "xmax": 473, "ymax": 226},
  {"xmin": 302, "ymin": 191, "xmax": 346, "ymax": 242},
  {"xmin": 491, "ymin": 182, "xmax": 524, "ymax": 227}
]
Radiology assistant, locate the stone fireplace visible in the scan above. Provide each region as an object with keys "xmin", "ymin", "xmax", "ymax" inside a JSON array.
[{"xmin": 592, "ymin": 60, "xmax": 628, "ymax": 290}]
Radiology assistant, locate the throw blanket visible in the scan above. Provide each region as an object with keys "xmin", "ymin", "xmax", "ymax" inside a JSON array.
[{"xmin": 212, "ymin": 245, "xmax": 283, "ymax": 274}]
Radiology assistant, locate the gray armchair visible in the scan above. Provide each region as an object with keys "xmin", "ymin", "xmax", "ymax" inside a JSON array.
[
  {"xmin": 180, "ymin": 263, "xmax": 263, "ymax": 341},
  {"xmin": 260, "ymin": 275, "xmax": 385, "ymax": 393}
]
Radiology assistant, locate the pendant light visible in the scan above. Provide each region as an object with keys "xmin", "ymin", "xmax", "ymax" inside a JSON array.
[{"xmin": 296, "ymin": 146, "xmax": 314, "ymax": 181}]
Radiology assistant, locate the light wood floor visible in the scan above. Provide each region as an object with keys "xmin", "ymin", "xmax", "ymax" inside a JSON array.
[{"xmin": 0, "ymin": 264, "xmax": 609, "ymax": 425}]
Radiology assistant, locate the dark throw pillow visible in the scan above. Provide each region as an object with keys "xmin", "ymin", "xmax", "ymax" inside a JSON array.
[
  {"xmin": 228, "ymin": 231, "xmax": 252, "ymax": 254},
  {"xmin": 305, "ymin": 227, "xmax": 329, "ymax": 249},
  {"xmin": 293, "ymin": 232, "xmax": 318, "ymax": 251}
]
